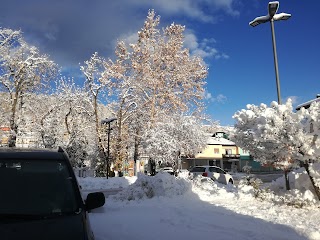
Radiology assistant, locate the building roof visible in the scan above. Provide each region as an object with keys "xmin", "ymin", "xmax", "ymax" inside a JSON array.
[
  {"xmin": 296, "ymin": 94, "xmax": 320, "ymax": 110},
  {"xmin": 207, "ymin": 136, "xmax": 236, "ymax": 146}
]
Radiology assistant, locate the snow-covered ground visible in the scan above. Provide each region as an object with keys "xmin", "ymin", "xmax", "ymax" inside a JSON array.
[{"xmin": 78, "ymin": 163, "xmax": 320, "ymax": 240}]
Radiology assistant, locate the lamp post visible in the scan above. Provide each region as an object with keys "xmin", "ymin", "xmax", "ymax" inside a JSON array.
[
  {"xmin": 249, "ymin": 1, "xmax": 291, "ymax": 104},
  {"xmin": 101, "ymin": 117, "xmax": 117, "ymax": 179}
]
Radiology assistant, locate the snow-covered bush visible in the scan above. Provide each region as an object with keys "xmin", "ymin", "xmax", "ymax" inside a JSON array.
[
  {"xmin": 242, "ymin": 165, "xmax": 252, "ymax": 176},
  {"xmin": 237, "ymin": 168, "xmax": 320, "ymax": 208},
  {"xmin": 238, "ymin": 177, "xmax": 268, "ymax": 199}
]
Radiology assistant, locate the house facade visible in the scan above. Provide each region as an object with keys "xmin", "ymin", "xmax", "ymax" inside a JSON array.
[
  {"xmin": 181, "ymin": 132, "xmax": 241, "ymax": 172},
  {"xmin": 0, "ymin": 126, "xmax": 10, "ymax": 147},
  {"xmin": 181, "ymin": 131, "xmax": 276, "ymax": 172}
]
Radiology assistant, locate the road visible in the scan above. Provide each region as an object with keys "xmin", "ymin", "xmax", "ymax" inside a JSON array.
[
  {"xmin": 250, "ymin": 172, "xmax": 284, "ymax": 182},
  {"xmin": 233, "ymin": 172, "xmax": 284, "ymax": 185}
]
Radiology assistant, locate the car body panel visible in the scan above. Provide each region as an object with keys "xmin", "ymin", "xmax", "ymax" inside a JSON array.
[
  {"xmin": 0, "ymin": 147, "xmax": 104, "ymax": 240},
  {"xmin": 159, "ymin": 167, "xmax": 174, "ymax": 175},
  {"xmin": 189, "ymin": 165, "xmax": 234, "ymax": 184},
  {"xmin": 0, "ymin": 214, "xmax": 89, "ymax": 240}
]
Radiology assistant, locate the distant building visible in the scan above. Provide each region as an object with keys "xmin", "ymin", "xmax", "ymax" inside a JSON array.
[
  {"xmin": 182, "ymin": 132, "xmax": 241, "ymax": 171},
  {"xmin": 181, "ymin": 131, "xmax": 276, "ymax": 172},
  {"xmin": 0, "ymin": 126, "xmax": 10, "ymax": 146}
]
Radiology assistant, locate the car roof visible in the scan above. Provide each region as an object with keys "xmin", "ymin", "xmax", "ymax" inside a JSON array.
[{"xmin": 0, "ymin": 147, "xmax": 66, "ymax": 160}]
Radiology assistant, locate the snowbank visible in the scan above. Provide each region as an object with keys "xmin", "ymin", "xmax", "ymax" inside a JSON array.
[
  {"xmin": 78, "ymin": 167, "xmax": 320, "ymax": 207},
  {"xmin": 111, "ymin": 172, "xmax": 191, "ymax": 201},
  {"xmin": 77, "ymin": 176, "xmax": 137, "ymax": 190}
]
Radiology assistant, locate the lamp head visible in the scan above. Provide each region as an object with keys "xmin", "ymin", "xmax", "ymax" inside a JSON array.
[
  {"xmin": 268, "ymin": 1, "xmax": 279, "ymax": 17},
  {"xmin": 273, "ymin": 12, "xmax": 291, "ymax": 21},
  {"xmin": 101, "ymin": 117, "xmax": 117, "ymax": 124},
  {"xmin": 249, "ymin": 15, "xmax": 270, "ymax": 27}
]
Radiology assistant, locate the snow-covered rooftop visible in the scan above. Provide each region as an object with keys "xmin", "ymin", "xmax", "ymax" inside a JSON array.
[
  {"xmin": 296, "ymin": 94, "xmax": 320, "ymax": 110},
  {"xmin": 207, "ymin": 136, "xmax": 236, "ymax": 146}
]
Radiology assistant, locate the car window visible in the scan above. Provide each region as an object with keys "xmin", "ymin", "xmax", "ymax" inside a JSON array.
[
  {"xmin": 216, "ymin": 168, "xmax": 226, "ymax": 174},
  {"xmin": 209, "ymin": 167, "xmax": 218, "ymax": 173},
  {"xmin": 0, "ymin": 159, "xmax": 79, "ymax": 216},
  {"xmin": 190, "ymin": 167, "xmax": 205, "ymax": 172}
]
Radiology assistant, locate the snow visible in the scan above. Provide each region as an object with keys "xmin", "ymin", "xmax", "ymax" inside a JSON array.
[
  {"xmin": 78, "ymin": 164, "xmax": 320, "ymax": 240},
  {"xmin": 207, "ymin": 136, "xmax": 236, "ymax": 145}
]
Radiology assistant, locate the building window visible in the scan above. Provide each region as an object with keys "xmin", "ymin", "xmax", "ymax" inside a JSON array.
[
  {"xmin": 225, "ymin": 149, "xmax": 232, "ymax": 154},
  {"xmin": 214, "ymin": 148, "xmax": 219, "ymax": 154}
]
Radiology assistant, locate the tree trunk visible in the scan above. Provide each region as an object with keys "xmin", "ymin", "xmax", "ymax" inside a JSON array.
[
  {"xmin": 115, "ymin": 101, "xmax": 123, "ymax": 169},
  {"xmin": 133, "ymin": 127, "xmax": 140, "ymax": 176},
  {"xmin": 304, "ymin": 162, "xmax": 320, "ymax": 201},
  {"xmin": 9, "ymin": 92, "xmax": 19, "ymax": 147},
  {"xmin": 93, "ymin": 95, "xmax": 109, "ymax": 177},
  {"xmin": 284, "ymin": 170, "xmax": 290, "ymax": 191}
]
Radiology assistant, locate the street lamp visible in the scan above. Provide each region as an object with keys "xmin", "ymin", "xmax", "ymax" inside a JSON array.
[
  {"xmin": 101, "ymin": 117, "xmax": 117, "ymax": 179},
  {"xmin": 249, "ymin": 1, "xmax": 291, "ymax": 104}
]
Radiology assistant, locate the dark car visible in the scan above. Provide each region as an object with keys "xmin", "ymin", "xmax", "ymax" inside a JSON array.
[{"xmin": 0, "ymin": 147, "xmax": 105, "ymax": 240}]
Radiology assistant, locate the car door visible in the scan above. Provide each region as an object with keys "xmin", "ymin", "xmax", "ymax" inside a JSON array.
[
  {"xmin": 209, "ymin": 167, "xmax": 226, "ymax": 184},
  {"xmin": 209, "ymin": 167, "xmax": 220, "ymax": 182},
  {"xmin": 190, "ymin": 166, "xmax": 206, "ymax": 178}
]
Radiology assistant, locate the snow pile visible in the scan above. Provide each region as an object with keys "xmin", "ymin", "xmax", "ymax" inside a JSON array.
[
  {"xmin": 79, "ymin": 167, "xmax": 320, "ymax": 207},
  {"xmin": 84, "ymin": 171, "xmax": 320, "ymax": 240},
  {"xmin": 111, "ymin": 172, "xmax": 191, "ymax": 201},
  {"xmin": 191, "ymin": 175, "xmax": 237, "ymax": 198},
  {"xmin": 77, "ymin": 176, "xmax": 137, "ymax": 190},
  {"xmin": 239, "ymin": 168, "xmax": 320, "ymax": 207},
  {"xmin": 176, "ymin": 170, "xmax": 190, "ymax": 179}
]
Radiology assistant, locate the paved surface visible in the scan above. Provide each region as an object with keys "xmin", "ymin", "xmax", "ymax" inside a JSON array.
[{"xmin": 233, "ymin": 172, "xmax": 284, "ymax": 185}]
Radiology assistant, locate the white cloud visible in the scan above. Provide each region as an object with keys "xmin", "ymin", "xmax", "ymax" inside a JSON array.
[
  {"xmin": 184, "ymin": 32, "xmax": 229, "ymax": 60},
  {"xmin": 207, "ymin": 0, "xmax": 240, "ymax": 17},
  {"xmin": 215, "ymin": 94, "xmax": 228, "ymax": 103},
  {"xmin": 134, "ymin": 0, "xmax": 239, "ymax": 23},
  {"xmin": 0, "ymin": 0, "xmax": 238, "ymax": 67},
  {"xmin": 204, "ymin": 91, "xmax": 213, "ymax": 100},
  {"xmin": 116, "ymin": 32, "xmax": 139, "ymax": 47},
  {"xmin": 286, "ymin": 96, "xmax": 299, "ymax": 105},
  {"xmin": 204, "ymin": 91, "xmax": 227, "ymax": 103}
]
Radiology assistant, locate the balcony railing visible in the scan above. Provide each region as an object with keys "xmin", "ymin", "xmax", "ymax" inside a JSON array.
[{"xmin": 222, "ymin": 154, "xmax": 240, "ymax": 159}]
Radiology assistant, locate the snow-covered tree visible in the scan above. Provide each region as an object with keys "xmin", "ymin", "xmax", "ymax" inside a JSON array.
[
  {"xmin": 129, "ymin": 10, "xmax": 208, "ymax": 123},
  {"xmin": 55, "ymin": 78, "xmax": 98, "ymax": 167},
  {"xmin": 299, "ymin": 101, "xmax": 320, "ymax": 199},
  {"xmin": 80, "ymin": 52, "xmax": 113, "ymax": 174},
  {"xmin": 233, "ymin": 99, "xmax": 309, "ymax": 190},
  {"xmin": 18, "ymin": 78, "xmax": 98, "ymax": 167},
  {"xmin": 303, "ymin": 101, "xmax": 320, "ymax": 155},
  {"xmin": 102, "ymin": 10, "xmax": 208, "ymax": 173},
  {"xmin": 142, "ymin": 114, "xmax": 208, "ymax": 166},
  {"xmin": 0, "ymin": 28, "xmax": 58, "ymax": 146},
  {"xmin": 0, "ymin": 28, "xmax": 21, "ymax": 52}
]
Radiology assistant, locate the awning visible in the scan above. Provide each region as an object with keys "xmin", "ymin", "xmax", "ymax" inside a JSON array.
[{"xmin": 228, "ymin": 159, "xmax": 239, "ymax": 162}]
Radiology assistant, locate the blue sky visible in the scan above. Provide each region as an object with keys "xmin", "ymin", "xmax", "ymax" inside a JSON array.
[{"xmin": 0, "ymin": 0, "xmax": 319, "ymax": 126}]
